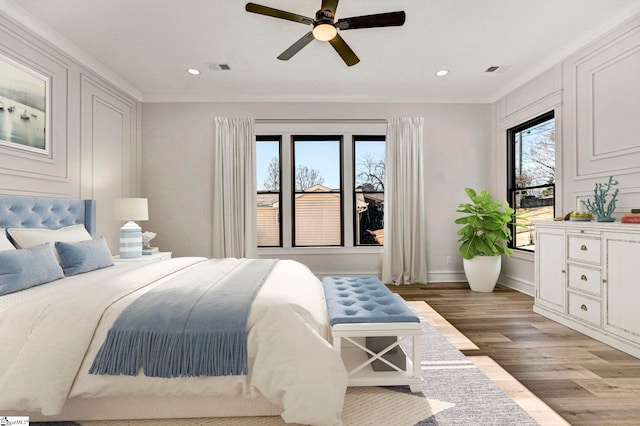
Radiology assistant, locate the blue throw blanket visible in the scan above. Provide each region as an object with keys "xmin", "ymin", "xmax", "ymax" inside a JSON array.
[{"xmin": 89, "ymin": 258, "xmax": 277, "ymax": 378}]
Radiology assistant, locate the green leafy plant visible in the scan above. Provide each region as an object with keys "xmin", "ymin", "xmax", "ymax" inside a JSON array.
[{"xmin": 455, "ymin": 188, "xmax": 518, "ymax": 260}]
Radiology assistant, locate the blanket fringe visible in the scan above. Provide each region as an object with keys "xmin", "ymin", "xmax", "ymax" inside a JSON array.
[{"xmin": 89, "ymin": 329, "xmax": 248, "ymax": 377}]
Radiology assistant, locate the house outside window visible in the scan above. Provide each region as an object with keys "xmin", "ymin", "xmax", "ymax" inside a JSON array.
[
  {"xmin": 292, "ymin": 136, "xmax": 343, "ymax": 247},
  {"xmin": 507, "ymin": 111, "xmax": 555, "ymax": 251},
  {"xmin": 354, "ymin": 136, "xmax": 385, "ymax": 246},
  {"xmin": 256, "ymin": 137, "xmax": 281, "ymax": 247}
]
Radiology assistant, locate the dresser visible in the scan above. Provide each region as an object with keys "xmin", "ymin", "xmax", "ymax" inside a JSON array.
[{"xmin": 534, "ymin": 221, "xmax": 640, "ymax": 358}]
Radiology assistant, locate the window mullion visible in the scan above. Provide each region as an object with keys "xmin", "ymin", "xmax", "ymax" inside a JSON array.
[
  {"xmin": 343, "ymin": 137, "xmax": 354, "ymax": 247},
  {"xmin": 281, "ymin": 134, "xmax": 293, "ymax": 248}
]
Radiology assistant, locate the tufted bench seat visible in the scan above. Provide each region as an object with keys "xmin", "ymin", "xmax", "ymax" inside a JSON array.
[{"xmin": 322, "ymin": 276, "xmax": 422, "ymax": 391}]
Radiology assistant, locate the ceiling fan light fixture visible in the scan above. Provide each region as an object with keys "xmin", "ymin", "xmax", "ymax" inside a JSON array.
[{"xmin": 313, "ymin": 23, "xmax": 337, "ymax": 41}]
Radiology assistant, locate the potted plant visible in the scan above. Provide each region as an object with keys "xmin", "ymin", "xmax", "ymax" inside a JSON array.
[{"xmin": 455, "ymin": 188, "xmax": 518, "ymax": 292}]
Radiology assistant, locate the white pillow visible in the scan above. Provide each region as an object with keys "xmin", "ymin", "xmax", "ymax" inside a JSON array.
[
  {"xmin": 7, "ymin": 224, "xmax": 92, "ymax": 249},
  {"xmin": 0, "ymin": 229, "xmax": 16, "ymax": 251}
]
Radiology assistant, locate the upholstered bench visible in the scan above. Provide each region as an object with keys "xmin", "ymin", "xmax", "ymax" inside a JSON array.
[{"xmin": 322, "ymin": 276, "xmax": 422, "ymax": 392}]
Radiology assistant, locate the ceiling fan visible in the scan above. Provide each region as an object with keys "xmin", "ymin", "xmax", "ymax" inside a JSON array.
[{"xmin": 245, "ymin": 1, "xmax": 406, "ymax": 66}]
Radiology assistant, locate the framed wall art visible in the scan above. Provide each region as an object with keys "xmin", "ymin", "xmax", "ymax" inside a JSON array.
[{"xmin": 0, "ymin": 53, "xmax": 50, "ymax": 156}]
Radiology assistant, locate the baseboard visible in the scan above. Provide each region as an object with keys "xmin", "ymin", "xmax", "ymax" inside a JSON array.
[
  {"xmin": 314, "ymin": 272, "xmax": 382, "ymax": 279},
  {"xmin": 317, "ymin": 271, "xmax": 468, "ymax": 283},
  {"xmin": 498, "ymin": 274, "xmax": 534, "ymax": 296},
  {"xmin": 314, "ymin": 270, "xmax": 533, "ymax": 295}
]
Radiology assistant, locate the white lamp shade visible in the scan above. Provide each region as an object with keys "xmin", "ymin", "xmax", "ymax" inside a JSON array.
[{"xmin": 114, "ymin": 198, "xmax": 149, "ymax": 221}]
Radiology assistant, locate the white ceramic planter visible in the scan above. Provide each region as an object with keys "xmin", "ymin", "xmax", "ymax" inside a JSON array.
[{"xmin": 463, "ymin": 256, "xmax": 501, "ymax": 292}]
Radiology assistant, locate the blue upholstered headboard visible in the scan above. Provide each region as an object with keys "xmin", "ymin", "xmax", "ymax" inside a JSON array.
[{"xmin": 0, "ymin": 195, "xmax": 96, "ymax": 237}]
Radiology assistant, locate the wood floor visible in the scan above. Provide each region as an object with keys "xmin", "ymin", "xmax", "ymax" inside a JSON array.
[{"xmin": 392, "ymin": 283, "xmax": 640, "ymax": 425}]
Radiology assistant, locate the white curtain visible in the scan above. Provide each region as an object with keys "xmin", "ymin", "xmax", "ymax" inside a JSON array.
[
  {"xmin": 382, "ymin": 117, "xmax": 428, "ymax": 285},
  {"xmin": 212, "ymin": 117, "xmax": 256, "ymax": 258}
]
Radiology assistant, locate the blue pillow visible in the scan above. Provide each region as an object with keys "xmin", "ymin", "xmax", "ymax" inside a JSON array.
[
  {"xmin": 0, "ymin": 243, "xmax": 64, "ymax": 296},
  {"xmin": 55, "ymin": 237, "xmax": 114, "ymax": 276}
]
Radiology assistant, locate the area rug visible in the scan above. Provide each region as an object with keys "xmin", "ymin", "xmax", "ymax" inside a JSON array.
[
  {"xmin": 407, "ymin": 320, "xmax": 539, "ymax": 425},
  {"xmin": 33, "ymin": 319, "xmax": 539, "ymax": 426}
]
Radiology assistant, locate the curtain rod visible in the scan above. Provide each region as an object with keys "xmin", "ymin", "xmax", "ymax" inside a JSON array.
[{"xmin": 255, "ymin": 118, "xmax": 387, "ymax": 124}]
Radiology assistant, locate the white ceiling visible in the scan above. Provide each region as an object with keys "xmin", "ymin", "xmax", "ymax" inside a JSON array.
[{"xmin": 5, "ymin": 0, "xmax": 640, "ymax": 103}]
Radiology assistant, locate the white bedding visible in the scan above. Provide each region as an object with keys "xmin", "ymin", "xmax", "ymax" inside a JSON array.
[{"xmin": 0, "ymin": 257, "xmax": 348, "ymax": 425}]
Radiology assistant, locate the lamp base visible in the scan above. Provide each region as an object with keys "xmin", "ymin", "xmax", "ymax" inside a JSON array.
[{"xmin": 120, "ymin": 221, "xmax": 142, "ymax": 258}]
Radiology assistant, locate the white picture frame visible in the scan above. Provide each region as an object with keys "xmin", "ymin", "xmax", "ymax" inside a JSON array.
[{"xmin": 0, "ymin": 53, "xmax": 51, "ymax": 156}]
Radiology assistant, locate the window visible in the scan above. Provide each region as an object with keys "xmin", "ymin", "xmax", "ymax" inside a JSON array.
[
  {"xmin": 507, "ymin": 111, "xmax": 555, "ymax": 252},
  {"xmin": 354, "ymin": 136, "xmax": 385, "ymax": 245},
  {"xmin": 256, "ymin": 137, "xmax": 281, "ymax": 247},
  {"xmin": 255, "ymin": 128, "xmax": 385, "ymax": 249},
  {"xmin": 292, "ymin": 136, "xmax": 343, "ymax": 247}
]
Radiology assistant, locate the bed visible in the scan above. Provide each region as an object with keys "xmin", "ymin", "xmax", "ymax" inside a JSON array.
[{"xmin": 0, "ymin": 195, "xmax": 348, "ymax": 425}]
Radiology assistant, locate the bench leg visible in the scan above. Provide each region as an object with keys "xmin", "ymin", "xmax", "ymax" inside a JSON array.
[
  {"xmin": 411, "ymin": 333, "xmax": 422, "ymax": 392},
  {"xmin": 333, "ymin": 335, "xmax": 342, "ymax": 354}
]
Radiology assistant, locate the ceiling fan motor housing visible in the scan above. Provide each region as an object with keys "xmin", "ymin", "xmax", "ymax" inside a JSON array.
[{"xmin": 315, "ymin": 8, "xmax": 335, "ymax": 24}]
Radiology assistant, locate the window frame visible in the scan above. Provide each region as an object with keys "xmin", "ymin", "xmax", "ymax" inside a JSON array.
[
  {"xmin": 254, "ymin": 120, "xmax": 387, "ymax": 254},
  {"xmin": 353, "ymin": 135, "xmax": 385, "ymax": 246},
  {"xmin": 256, "ymin": 135, "xmax": 283, "ymax": 248},
  {"xmin": 506, "ymin": 110, "xmax": 556, "ymax": 252},
  {"xmin": 291, "ymin": 135, "xmax": 344, "ymax": 247}
]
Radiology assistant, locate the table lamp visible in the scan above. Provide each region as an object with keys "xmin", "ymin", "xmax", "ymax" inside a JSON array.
[{"xmin": 114, "ymin": 198, "xmax": 148, "ymax": 258}]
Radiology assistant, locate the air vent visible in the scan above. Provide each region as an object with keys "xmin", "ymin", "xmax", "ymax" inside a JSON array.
[
  {"xmin": 485, "ymin": 65, "xmax": 511, "ymax": 74},
  {"xmin": 207, "ymin": 62, "xmax": 231, "ymax": 71}
]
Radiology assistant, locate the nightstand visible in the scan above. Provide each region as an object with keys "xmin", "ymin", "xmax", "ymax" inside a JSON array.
[{"xmin": 113, "ymin": 252, "xmax": 172, "ymax": 263}]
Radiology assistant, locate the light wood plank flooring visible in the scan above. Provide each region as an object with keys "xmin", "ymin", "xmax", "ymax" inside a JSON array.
[{"xmin": 392, "ymin": 283, "xmax": 640, "ymax": 425}]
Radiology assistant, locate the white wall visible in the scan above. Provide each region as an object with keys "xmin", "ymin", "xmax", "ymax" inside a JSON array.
[
  {"xmin": 494, "ymin": 14, "xmax": 640, "ymax": 295},
  {"xmin": 0, "ymin": 10, "xmax": 141, "ymax": 252},
  {"xmin": 4, "ymin": 1, "xmax": 638, "ymax": 289},
  {"xmin": 141, "ymin": 102, "xmax": 492, "ymax": 280}
]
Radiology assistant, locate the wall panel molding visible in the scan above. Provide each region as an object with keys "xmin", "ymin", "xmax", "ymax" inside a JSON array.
[
  {"xmin": 569, "ymin": 20, "xmax": 640, "ymax": 180},
  {"xmin": 589, "ymin": 46, "xmax": 640, "ymax": 159},
  {"xmin": 0, "ymin": 12, "xmax": 140, "ymax": 252},
  {"xmin": 80, "ymin": 74, "xmax": 137, "ymax": 252},
  {"xmin": 0, "ymin": 16, "xmax": 73, "ymax": 188}
]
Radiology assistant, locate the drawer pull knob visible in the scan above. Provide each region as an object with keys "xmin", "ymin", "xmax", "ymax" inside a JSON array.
[
  {"xmin": 581, "ymin": 304, "xmax": 588, "ymax": 312},
  {"xmin": 580, "ymin": 245, "xmax": 588, "ymax": 251},
  {"xmin": 581, "ymin": 274, "xmax": 588, "ymax": 281}
]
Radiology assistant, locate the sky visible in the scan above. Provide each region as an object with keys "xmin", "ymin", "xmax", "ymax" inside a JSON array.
[
  {"xmin": 0, "ymin": 56, "xmax": 46, "ymax": 97},
  {"xmin": 256, "ymin": 138, "xmax": 385, "ymax": 191}
]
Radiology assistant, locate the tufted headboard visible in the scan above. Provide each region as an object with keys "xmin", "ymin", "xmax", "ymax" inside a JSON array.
[{"xmin": 0, "ymin": 195, "xmax": 96, "ymax": 237}]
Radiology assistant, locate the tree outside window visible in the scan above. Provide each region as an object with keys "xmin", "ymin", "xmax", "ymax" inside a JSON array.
[
  {"xmin": 256, "ymin": 138, "xmax": 281, "ymax": 247},
  {"xmin": 293, "ymin": 137, "xmax": 342, "ymax": 247},
  {"xmin": 508, "ymin": 111, "xmax": 556, "ymax": 251},
  {"xmin": 354, "ymin": 137, "xmax": 385, "ymax": 246},
  {"xmin": 256, "ymin": 133, "xmax": 385, "ymax": 249}
]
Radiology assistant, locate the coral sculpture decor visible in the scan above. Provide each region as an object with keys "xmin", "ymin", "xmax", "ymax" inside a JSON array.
[{"xmin": 582, "ymin": 176, "xmax": 619, "ymax": 222}]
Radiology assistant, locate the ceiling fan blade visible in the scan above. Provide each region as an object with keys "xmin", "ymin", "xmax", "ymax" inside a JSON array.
[
  {"xmin": 336, "ymin": 11, "xmax": 406, "ymax": 30},
  {"xmin": 328, "ymin": 33, "xmax": 360, "ymax": 66},
  {"xmin": 245, "ymin": 3, "xmax": 314, "ymax": 25},
  {"xmin": 277, "ymin": 31, "xmax": 315, "ymax": 60},
  {"xmin": 321, "ymin": 0, "xmax": 339, "ymax": 14}
]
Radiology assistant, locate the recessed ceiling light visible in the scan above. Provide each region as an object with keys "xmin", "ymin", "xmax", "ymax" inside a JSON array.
[
  {"xmin": 186, "ymin": 68, "xmax": 201, "ymax": 75},
  {"xmin": 435, "ymin": 69, "xmax": 449, "ymax": 77}
]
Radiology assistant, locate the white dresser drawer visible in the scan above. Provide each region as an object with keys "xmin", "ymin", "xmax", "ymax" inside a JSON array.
[
  {"xmin": 568, "ymin": 235, "xmax": 601, "ymax": 264},
  {"xmin": 568, "ymin": 264, "xmax": 601, "ymax": 296},
  {"xmin": 568, "ymin": 293, "xmax": 601, "ymax": 327}
]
